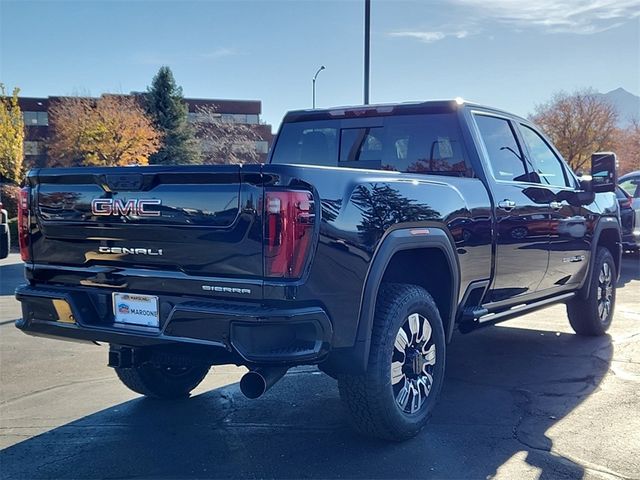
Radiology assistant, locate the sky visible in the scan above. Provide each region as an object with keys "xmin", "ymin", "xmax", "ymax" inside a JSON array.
[{"xmin": 1, "ymin": 0, "xmax": 639, "ymax": 130}]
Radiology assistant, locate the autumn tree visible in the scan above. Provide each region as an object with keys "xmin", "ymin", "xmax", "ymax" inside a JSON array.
[
  {"xmin": 145, "ymin": 67, "xmax": 200, "ymax": 165},
  {"xmin": 48, "ymin": 95, "xmax": 161, "ymax": 167},
  {"xmin": 615, "ymin": 119, "xmax": 640, "ymax": 175},
  {"xmin": 192, "ymin": 105, "xmax": 263, "ymax": 164},
  {"xmin": 0, "ymin": 84, "xmax": 25, "ymax": 184},
  {"xmin": 529, "ymin": 89, "xmax": 618, "ymax": 173}
]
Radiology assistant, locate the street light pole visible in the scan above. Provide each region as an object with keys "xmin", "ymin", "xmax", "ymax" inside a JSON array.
[
  {"xmin": 312, "ymin": 65, "xmax": 326, "ymax": 109},
  {"xmin": 364, "ymin": 0, "xmax": 370, "ymax": 105}
]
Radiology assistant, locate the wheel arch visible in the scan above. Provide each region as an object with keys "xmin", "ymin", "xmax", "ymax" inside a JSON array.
[
  {"xmin": 579, "ymin": 217, "xmax": 621, "ymax": 300},
  {"xmin": 349, "ymin": 227, "xmax": 460, "ymax": 373}
]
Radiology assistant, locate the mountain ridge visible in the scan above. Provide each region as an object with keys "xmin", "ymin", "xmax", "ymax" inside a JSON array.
[{"xmin": 595, "ymin": 87, "xmax": 639, "ymax": 128}]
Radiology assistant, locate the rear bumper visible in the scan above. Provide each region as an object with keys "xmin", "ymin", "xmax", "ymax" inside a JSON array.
[{"xmin": 15, "ymin": 284, "xmax": 333, "ymax": 365}]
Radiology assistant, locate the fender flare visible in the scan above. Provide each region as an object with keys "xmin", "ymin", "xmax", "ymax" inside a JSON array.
[
  {"xmin": 350, "ymin": 227, "xmax": 460, "ymax": 373},
  {"xmin": 579, "ymin": 217, "xmax": 621, "ymax": 300}
]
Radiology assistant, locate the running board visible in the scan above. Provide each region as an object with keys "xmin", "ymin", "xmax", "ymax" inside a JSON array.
[{"xmin": 458, "ymin": 292, "xmax": 576, "ymax": 333}]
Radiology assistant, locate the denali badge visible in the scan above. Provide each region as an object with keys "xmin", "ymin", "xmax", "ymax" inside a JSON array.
[
  {"xmin": 562, "ymin": 255, "xmax": 585, "ymax": 263},
  {"xmin": 202, "ymin": 285, "xmax": 252, "ymax": 295},
  {"xmin": 98, "ymin": 246, "xmax": 163, "ymax": 256},
  {"xmin": 91, "ymin": 198, "xmax": 161, "ymax": 217}
]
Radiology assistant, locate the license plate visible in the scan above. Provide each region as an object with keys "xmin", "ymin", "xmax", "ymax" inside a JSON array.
[{"xmin": 113, "ymin": 292, "xmax": 159, "ymax": 328}]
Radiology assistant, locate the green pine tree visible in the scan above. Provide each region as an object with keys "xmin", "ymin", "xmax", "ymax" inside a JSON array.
[{"xmin": 145, "ymin": 66, "xmax": 201, "ymax": 165}]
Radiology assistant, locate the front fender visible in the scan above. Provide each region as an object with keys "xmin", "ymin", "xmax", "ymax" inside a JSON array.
[{"xmin": 579, "ymin": 216, "xmax": 621, "ymax": 299}]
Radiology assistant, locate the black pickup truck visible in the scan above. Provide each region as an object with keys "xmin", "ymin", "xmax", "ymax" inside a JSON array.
[{"xmin": 15, "ymin": 100, "xmax": 621, "ymax": 441}]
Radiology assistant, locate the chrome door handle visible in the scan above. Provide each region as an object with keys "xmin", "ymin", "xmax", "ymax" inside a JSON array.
[
  {"xmin": 549, "ymin": 201, "xmax": 563, "ymax": 210},
  {"xmin": 498, "ymin": 200, "xmax": 516, "ymax": 212}
]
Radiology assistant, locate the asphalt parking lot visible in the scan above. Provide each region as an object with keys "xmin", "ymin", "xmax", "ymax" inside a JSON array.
[{"xmin": 0, "ymin": 252, "xmax": 638, "ymax": 480}]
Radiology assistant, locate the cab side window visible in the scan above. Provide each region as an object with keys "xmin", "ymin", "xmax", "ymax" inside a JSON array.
[
  {"xmin": 474, "ymin": 114, "xmax": 528, "ymax": 182},
  {"xmin": 520, "ymin": 125, "xmax": 570, "ymax": 187}
]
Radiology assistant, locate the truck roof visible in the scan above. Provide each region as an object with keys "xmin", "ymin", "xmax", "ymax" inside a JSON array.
[{"xmin": 283, "ymin": 99, "xmax": 528, "ymax": 124}]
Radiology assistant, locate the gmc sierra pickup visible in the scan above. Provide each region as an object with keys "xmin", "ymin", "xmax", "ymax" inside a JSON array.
[{"xmin": 15, "ymin": 100, "xmax": 621, "ymax": 441}]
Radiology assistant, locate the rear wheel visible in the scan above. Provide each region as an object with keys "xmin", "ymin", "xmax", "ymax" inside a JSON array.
[
  {"xmin": 567, "ymin": 247, "xmax": 616, "ymax": 336},
  {"xmin": 115, "ymin": 363, "xmax": 210, "ymax": 399},
  {"xmin": 338, "ymin": 283, "xmax": 446, "ymax": 441}
]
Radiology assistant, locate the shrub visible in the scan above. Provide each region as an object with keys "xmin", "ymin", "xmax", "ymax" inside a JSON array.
[{"xmin": 0, "ymin": 183, "xmax": 20, "ymax": 218}]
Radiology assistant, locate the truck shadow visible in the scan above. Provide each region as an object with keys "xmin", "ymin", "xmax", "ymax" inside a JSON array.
[
  {"xmin": 0, "ymin": 324, "xmax": 612, "ymax": 479},
  {"xmin": 617, "ymin": 253, "xmax": 640, "ymax": 288},
  {"xmin": 0, "ymin": 261, "xmax": 24, "ymax": 296}
]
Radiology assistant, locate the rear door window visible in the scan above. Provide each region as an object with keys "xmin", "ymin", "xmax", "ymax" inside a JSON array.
[
  {"xmin": 380, "ymin": 115, "xmax": 471, "ymax": 176},
  {"xmin": 272, "ymin": 113, "xmax": 473, "ymax": 177}
]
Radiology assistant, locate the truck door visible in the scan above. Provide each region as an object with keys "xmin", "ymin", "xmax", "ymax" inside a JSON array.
[
  {"xmin": 472, "ymin": 112, "xmax": 550, "ymax": 303},
  {"xmin": 516, "ymin": 123, "xmax": 591, "ymax": 290}
]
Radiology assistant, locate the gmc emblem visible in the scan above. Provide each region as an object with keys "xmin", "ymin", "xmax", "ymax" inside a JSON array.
[{"xmin": 91, "ymin": 198, "xmax": 161, "ymax": 217}]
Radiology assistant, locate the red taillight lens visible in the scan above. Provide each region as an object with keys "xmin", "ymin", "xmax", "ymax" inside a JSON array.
[
  {"xmin": 18, "ymin": 187, "xmax": 30, "ymax": 262},
  {"xmin": 264, "ymin": 190, "xmax": 315, "ymax": 278}
]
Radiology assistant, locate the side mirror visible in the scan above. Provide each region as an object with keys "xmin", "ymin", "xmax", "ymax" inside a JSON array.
[
  {"xmin": 590, "ymin": 152, "xmax": 617, "ymax": 193},
  {"xmin": 557, "ymin": 188, "xmax": 595, "ymax": 206}
]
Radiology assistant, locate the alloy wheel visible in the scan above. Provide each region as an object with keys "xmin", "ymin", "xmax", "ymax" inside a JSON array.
[
  {"xmin": 391, "ymin": 312, "xmax": 436, "ymax": 414},
  {"xmin": 597, "ymin": 262, "xmax": 613, "ymax": 322}
]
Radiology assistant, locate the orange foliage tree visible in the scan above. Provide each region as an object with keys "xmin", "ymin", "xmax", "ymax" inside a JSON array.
[
  {"xmin": 615, "ymin": 120, "xmax": 640, "ymax": 175},
  {"xmin": 529, "ymin": 89, "xmax": 618, "ymax": 173},
  {"xmin": 48, "ymin": 95, "xmax": 161, "ymax": 167}
]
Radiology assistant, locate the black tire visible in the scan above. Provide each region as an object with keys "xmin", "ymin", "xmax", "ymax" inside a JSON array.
[
  {"xmin": 567, "ymin": 247, "xmax": 616, "ymax": 336},
  {"xmin": 115, "ymin": 363, "xmax": 210, "ymax": 399},
  {"xmin": 338, "ymin": 283, "xmax": 446, "ymax": 441}
]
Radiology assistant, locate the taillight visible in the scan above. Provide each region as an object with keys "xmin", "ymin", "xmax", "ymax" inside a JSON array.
[
  {"xmin": 264, "ymin": 190, "xmax": 315, "ymax": 278},
  {"xmin": 18, "ymin": 187, "xmax": 30, "ymax": 262}
]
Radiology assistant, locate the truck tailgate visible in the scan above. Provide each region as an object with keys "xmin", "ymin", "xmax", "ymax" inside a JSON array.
[{"xmin": 27, "ymin": 165, "xmax": 264, "ymax": 296}]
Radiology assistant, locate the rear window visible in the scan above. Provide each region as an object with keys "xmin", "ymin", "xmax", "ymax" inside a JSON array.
[
  {"xmin": 271, "ymin": 114, "xmax": 473, "ymax": 177},
  {"xmin": 270, "ymin": 120, "xmax": 338, "ymax": 167}
]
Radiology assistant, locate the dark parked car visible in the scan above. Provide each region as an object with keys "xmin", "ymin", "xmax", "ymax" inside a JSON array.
[
  {"xmin": 616, "ymin": 185, "xmax": 640, "ymax": 251},
  {"xmin": 619, "ymin": 170, "xmax": 640, "ymax": 205},
  {"xmin": 0, "ymin": 195, "xmax": 10, "ymax": 259},
  {"xmin": 14, "ymin": 100, "xmax": 621, "ymax": 440}
]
